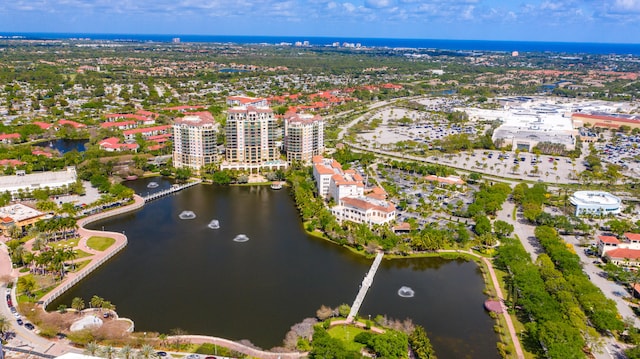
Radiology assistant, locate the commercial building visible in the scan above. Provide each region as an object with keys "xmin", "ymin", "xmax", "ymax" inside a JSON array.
[
  {"xmin": 597, "ymin": 233, "xmax": 640, "ymax": 267},
  {"xmin": 569, "ymin": 191, "xmax": 621, "ymax": 216},
  {"xmin": 284, "ymin": 113, "xmax": 324, "ymax": 164},
  {"xmin": 173, "ymin": 115, "xmax": 219, "ymax": 170},
  {"xmin": 571, "ymin": 113, "xmax": 640, "ymax": 130},
  {"xmin": 312, "ymin": 156, "xmax": 395, "ymax": 226},
  {"xmin": 0, "ymin": 203, "xmax": 46, "ymax": 236},
  {"xmin": 0, "ymin": 167, "xmax": 77, "ymax": 199},
  {"xmin": 222, "ymin": 105, "xmax": 287, "ymax": 172}
]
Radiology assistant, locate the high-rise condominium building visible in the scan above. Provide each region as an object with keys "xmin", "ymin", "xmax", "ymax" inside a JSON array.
[
  {"xmin": 173, "ymin": 114, "xmax": 219, "ymax": 170},
  {"xmin": 284, "ymin": 113, "xmax": 324, "ymax": 164},
  {"xmin": 225, "ymin": 106, "xmax": 280, "ymax": 169}
]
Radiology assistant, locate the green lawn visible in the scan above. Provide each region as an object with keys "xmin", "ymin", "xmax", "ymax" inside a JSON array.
[
  {"xmin": 327, "ymin": 325, "xmax": 367, "ymax": 352},
  {"xmin": 86, "ymin": 236, "xmax": 116, "ymax": 251},
  {"xmin": 49, "ymin": 237, "xmax": 80, "ymax": 249}
]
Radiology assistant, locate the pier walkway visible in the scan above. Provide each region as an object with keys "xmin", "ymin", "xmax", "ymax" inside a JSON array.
[
  {"xmin": 142, "ymin": 180, "xmax": 201, "ymax": 202},
  {"xmin": 347, "ymin": 252, "xmax": 384, "ymax": 322}
]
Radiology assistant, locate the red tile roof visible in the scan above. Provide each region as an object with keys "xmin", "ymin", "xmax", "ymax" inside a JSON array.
[
  {"xmin": 58, "ymin": 119, "xmax": 86, "ymax": 128},
  {"xmin": 33, "ymin": 121, "xmax": 52, "ymax": 130},
  {"xmin": 625, "ymin": 233, "xmax": 640, "ymax": 241},
  {"xmin": 598, "ymin": 235, "xmax": 621, "ymax": 244},
  {"xmin": 341, "ymin": 197, "xmax": 395, "ymax": 213},
  {"xmin": 606, "ymin": 248, "xmax": 640, "ymax": 260},
  {"xmin": 0, "ymin": 133, "xmax": 20, "ymax": 141},
  {"xmin": 100, "ymin": 121, "xmax": 136, "ymax": 129},
  {"xmin": 123, "ymin": 125, "xmax": 171, "ymax": 136}
]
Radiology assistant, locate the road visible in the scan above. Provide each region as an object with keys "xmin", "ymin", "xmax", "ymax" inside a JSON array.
[{"xmin": 495, "ymin": 200, "xmax": 637, "ymax": 359}]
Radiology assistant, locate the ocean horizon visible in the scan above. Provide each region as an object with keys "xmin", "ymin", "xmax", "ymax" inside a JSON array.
[{"xmin": 2, "ymin": 32, "xmax": 640, "ymax": 55}]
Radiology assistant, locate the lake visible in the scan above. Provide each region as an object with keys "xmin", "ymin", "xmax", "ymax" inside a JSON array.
[{"xmin": 50, "ymin": 179, "xmax": 498, "ymax": 358}]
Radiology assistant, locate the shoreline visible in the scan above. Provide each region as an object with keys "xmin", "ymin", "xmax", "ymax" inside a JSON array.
[{"xmin": 12, "ymin": 183, "xmax": 518, "ymax": 358}]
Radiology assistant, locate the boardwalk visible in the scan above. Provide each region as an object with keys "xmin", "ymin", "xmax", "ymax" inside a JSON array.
[
  {"xmin": 143, "ymin": 180, "xmax": 201, "ymax": 202},
  {"xmin": 347, "ymin": 252, "xmax": 384, "ymax": 321}
]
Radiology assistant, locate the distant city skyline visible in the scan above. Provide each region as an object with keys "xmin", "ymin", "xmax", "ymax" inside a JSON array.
[{"xmin": 1, "ymin": 0, "xmax": 640, "ymax": 44}]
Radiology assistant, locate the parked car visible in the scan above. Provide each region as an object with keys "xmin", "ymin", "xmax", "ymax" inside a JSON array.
[
  {"xmin": 156, "ymin": 352, "xmax": 167, "ymax": 357},
  {"xmin": 24, "ymin": 323, "xmax": 34, "ymax": 330},
  {"xmin": 16, "ymin": 318, "xmax": 23, "ymax": 326}
]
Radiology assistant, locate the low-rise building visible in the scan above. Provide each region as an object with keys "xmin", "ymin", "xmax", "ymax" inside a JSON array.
[
  {"xmin": 597, "ymin": 233, "xmax": 640, "ymax": 267},
  {"xmin": 0, "ymin": 203, "xmax": 46, "ymax": 236},
  {"xmin": 312, "ymin": 156, "xmax": 395, "ymax": 226},
  {"xmin": 0, "ymin": 167, "xmax": 78, "ymax": 199},
  {"xmin": 331, "ymin": 196, "xmax": 396, "ymax": 226},
  {"xmin": 569, "ymin": 191, "xmax": 622, "ymax": 216}
]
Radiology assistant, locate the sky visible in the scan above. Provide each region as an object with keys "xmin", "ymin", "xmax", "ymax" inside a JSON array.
[{"xmin": 1, "ymin": 0, "xmax": 640, "ymax": 43}]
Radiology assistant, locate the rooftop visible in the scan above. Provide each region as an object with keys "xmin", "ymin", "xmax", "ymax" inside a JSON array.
[{"xmin": 0, "ymin": 203, "xmax": 44, "ymax": 223}]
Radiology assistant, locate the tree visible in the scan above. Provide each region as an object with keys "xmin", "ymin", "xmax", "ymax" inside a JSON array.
[
  {"xmin": 338, "ymin": 303, "xmax": 351, "ymax": 318},
  {"xmin": 0, "ymin": 315, "xmax": 10, "ymax": 334},
  {"xmin": 71, "ymin": 297, "xmax": 85, "ymax": 313},
  {"xmin": 473, "ymin": 216, "xmax": 492, "ymax": 236},
  {"xmin": 119, "ymin": 345, "xmax": 134, "ymax": 359},
  {"xmin": 85, "ymin": 342, "xmax": 99, "ymax": 356},
  {"xmin": 316, "ymin": 305, "xmax": 334, "ymax": 321},
  {"xmin": 101, "ymin": 345, "xmax": 117, "ymax": 359},
  {"xmin": 17, "ymin": 276, "xmax": 36, "ymax": 298},
  {"xmin": 493, "ymin": 220, "xmax": 514, "ymax": 239},
  {"xmin": 90, "ymin": 295, "xmax": 104, "ymax": 310},
  {"xmin": 138, "ymin": 344, "xmax": 158, "ymax": 359}
]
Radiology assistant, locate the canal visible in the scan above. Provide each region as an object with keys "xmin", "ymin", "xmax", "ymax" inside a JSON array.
[{"xmin": 50, "ymin": 179, "xmax": 498, "ymax": 358}]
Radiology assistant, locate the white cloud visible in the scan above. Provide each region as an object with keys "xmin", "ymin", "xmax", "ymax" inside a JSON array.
[
  {"xmin": 342, "ymin": 2, "xmax": 356, "ymax": 12},
  {"xmin": 365, "ymin": 0, "xmax": 393, "ymax": 8},
  {"xmin": 612, "ymin": 0, "xmax": 640, "ymax": 11}
]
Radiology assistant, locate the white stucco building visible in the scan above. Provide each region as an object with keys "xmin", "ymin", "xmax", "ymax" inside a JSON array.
[
  {"xmin": 569, "ymin": 191, "xmax": 621, "ymax": 216},
  {"xmin": 0, "ymin": 167, "xmax": 77, "ymax": 199},
  {"xmin": 312, "ymin": 156, "xmax": 395, "ymax": 226}
]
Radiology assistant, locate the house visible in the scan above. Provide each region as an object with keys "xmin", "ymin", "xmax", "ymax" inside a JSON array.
[
  {"xmin": 57, "ymin": 119, "xmax": 86, "ymax": 129},
  {"xmin": 100, "ymin": 121, "xmax": 137, "ymax": 130},
  {"xmin": 99, "ymin": 137, "xmax": 139, "ymax": 152},
  {"xmin": 122, "ymin": 125, "xmax": 172, "ymax": 141},
  {"xmin": 0, "ymin": 133, "xmax": 20, "ymax": 144}
]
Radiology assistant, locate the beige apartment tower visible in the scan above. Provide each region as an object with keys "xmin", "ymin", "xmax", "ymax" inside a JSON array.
[
  {"xmin": 284, "ymin": 113, "xmax": 324, "ymax": 164},
  {"xmin": 173, "ymin": 115, "xmax": 219, "ymax": 170}
]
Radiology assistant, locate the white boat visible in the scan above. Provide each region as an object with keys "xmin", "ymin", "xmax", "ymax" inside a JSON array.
[
  {"xmin": 208, "ymin": 219, "xmax": 220, "ymax": 229},
  {"xmin": 270, "ymin": 182, "xmax": 283, "ymax": 190},
  {"xmin": 147, "ymin": 182, "xmax": 159, "ymax": 188}
]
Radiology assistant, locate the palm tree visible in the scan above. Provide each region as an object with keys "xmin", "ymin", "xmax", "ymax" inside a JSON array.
[
  {"xmin": 85, "ymin": 341, "xmax": 100, "ymax": 356},
  {"xmin": 0, "ymin": 314, "xmax": 10, "ymax": 334},
  {"xmin": 17, "ymin": 276, "xmax": 36, "ymax": 298},
  {"xmin": 90, "ymin": 295, "xmax": 104, "ymax": 310},
  {"xmin": 71, "ymin": 297, "xmax": 85, "ymax": 313},
  {"xmin": 101, "ymin": 345, "xmax": 117, "ymax": 359},
  {"xmin": 119, "ymin": 345, "xmax": 134, "ymax": 359},
  {"xmin": 137, "ymin": 344, "xmax": 157, "ymax": 359}
]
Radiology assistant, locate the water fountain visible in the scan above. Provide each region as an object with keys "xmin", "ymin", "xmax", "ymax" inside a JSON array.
[
  {"xmin": 178, "ymin": 211, "xmax": 196, "ymax": 220},
  {"xmin": 208, "ymin": 219, "xmax": 220, "ymax": 229},
  {"xmin": 147, "ymin": 181, "xmax": 159, "ymax": 189},
  {"xmin": 233, "ymin": 234, "xmax": 250, "ymax": 242},
  {"xmin": 397, "ymin": 286, "xmax": 415, "ymax": 298}
]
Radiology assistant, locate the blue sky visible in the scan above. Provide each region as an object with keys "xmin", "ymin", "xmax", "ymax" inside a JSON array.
[{"xmin": 1, "ymin": 0, "xmax": 640, "ymax": 43}]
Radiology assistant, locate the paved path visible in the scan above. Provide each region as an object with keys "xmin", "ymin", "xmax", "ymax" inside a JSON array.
[
  {"xmin": 173, "ymin": 335, "xmax": 306, "ymax": 359},
  {"xmin": 496, "ymin": 200, "xmax": 542, "ymax": 262}
]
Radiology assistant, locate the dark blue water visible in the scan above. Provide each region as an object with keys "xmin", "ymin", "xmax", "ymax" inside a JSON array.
[
  {"xmin": 49, "ymin": 180, "xmax": 498, "ymax": 358},
  {"xmin": 4, "ymin": 32, "xmax": 640, "ymax": 55},
  {"xmin": 35, "ymin": 139, "xmax": 88, "ymax": 153}
]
